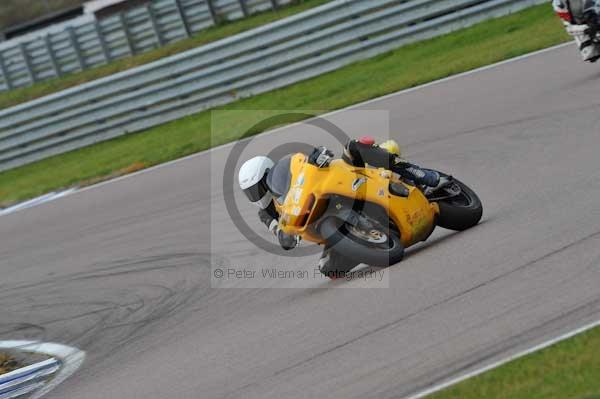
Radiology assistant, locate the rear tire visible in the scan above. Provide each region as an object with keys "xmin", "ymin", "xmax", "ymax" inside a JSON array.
[
  {"xmin": 319, "ymin": 217, "xmax": 404, "ymax": 270},
  {"xmin": 436, "ymin": 178, "xmax": 482, "ymax": 231}
]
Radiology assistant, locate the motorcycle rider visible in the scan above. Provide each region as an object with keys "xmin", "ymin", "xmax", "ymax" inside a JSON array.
[
  {"xmin": 553, "ymin": 0, "xmax": 600, "ymax": 62},
  {"xmin": 238, "ymin": 137, "xmax": 449, "ymax": 274}
]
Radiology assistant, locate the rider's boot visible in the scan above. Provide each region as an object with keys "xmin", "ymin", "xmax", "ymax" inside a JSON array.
[
  {"xmin": 423, "ymin": 175, "xmax": 453, "ymax": 197},
  {"xmin": 568, "ymin": 24, "xmax": 600, "ymax": 61},
  {"xmin": 404, "ymin": 167, "xmax": 440, "ymax": 187},
  {"xmin": 580, "ymin": 40, "xmax": 600, "ymax": 62}
]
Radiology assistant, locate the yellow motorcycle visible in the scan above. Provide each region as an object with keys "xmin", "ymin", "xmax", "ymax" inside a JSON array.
[{"xmin": 271, "ymin": 153, "xmax": 482, "ymax": 275}]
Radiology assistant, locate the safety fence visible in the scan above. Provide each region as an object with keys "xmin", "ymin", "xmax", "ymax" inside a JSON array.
[
  {"xmin": 0, "ymin": 0, "xmax": 547, "ymax": 171},
  {"xmin": 0, "ymin": 0, "xmax": 291, "ymax": 91},
  {"xmin": 0, "ymin": 358, "xmax": 60, "ymax": 398}
]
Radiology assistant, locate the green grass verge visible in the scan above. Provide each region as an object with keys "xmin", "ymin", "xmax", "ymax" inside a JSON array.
[
  {"xmin": 427, "ymin": 326, "xmax": 600, "ymax": 399},
  {"xmin": 0, "ymin": 352, "xmax": 18, "ymax": 375},
  {"xmin": 0, "ymin": 3, "xmax": 570, "ymax": 206},
  {"xmin": 0, "ymin": 0, "xmax": 331, "ymax": 110}
]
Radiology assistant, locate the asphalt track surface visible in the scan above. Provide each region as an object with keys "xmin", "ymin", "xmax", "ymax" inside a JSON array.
[{"xmin": 1, "ymin": 43, "xmax": 600, "ymax": 399}]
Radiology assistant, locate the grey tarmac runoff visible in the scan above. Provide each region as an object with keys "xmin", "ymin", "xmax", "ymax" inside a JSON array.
[{"xmin": 0, "ymin": 42, "xmax": 599, "ymax": 398}]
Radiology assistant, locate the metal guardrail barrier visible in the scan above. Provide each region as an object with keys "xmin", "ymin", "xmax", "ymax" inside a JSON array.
[
  {"xmin": 0, "ymin": 0, "xmax": 292, "ymax": 91},
  {"xmin": 0, "ymin": 341, "xmax": 86, "ymax": 399},
  {"xmin": 0, "ymin": 0, "xmax": 547, "ymax": 172},
  {"xmin": 0, "ymin": 358, "xmax": 60, "ymax": 399}
]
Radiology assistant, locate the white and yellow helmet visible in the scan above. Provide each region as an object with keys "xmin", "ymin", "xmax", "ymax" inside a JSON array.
[{"xmin": 379, "ymin": 139, "xmax": 402, "ymax": 156}]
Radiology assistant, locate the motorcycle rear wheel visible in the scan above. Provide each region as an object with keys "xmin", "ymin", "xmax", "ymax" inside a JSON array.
[{"xmin": 436, "ymin": 178, "xmax": 483, "ymax": 231}]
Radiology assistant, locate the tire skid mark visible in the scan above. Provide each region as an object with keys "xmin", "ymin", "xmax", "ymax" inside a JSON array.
[{"xmin": 0, "ymin": 253, "xmax": 213, "ymax": 373}]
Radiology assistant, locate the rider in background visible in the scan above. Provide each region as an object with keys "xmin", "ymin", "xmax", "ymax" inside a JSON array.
[
  {"xmin": 238, "ymin": 137, "xmax": 449, "ymax": 274},
  {"xmin": 554, "ymin": 0, "xmax": 600, "ymax": 62}
]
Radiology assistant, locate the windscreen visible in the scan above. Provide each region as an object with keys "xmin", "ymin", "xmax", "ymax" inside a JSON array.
[{"xmin": 266, "ymin": 155, "xmax": 293, "ymax": 201}]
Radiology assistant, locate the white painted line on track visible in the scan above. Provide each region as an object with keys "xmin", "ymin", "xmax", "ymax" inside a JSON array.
[
  {"xmin": 0, "ymin": 189, "xmax": 76, "ymax": 217},
  {"xmin": 0, "ymin": 41, "xmax": 573, "ymax": 218},
  {"xmin": 404, "ymin": 318, "xmax": 600, "ymax": 399}
]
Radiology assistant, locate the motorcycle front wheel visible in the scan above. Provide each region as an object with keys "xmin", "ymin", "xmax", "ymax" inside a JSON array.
[{"xmin": 319, "ymin": 217, "xmax": 404, "ymax": 270}]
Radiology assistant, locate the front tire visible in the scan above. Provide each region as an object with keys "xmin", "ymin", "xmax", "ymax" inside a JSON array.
[
  {"xmin": 319, "ymin": 217, "xmax": 404, "ymax": 270},
  {"xmin": 318, "ymin": 249, "xmax": 361, "ymax": 278},
  {"xmin": 436, "ymin": 178, "xmax": 482, "ymax": 231}
]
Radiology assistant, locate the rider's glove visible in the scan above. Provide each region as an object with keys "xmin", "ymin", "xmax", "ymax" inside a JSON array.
[
  {"xmin": 263, "ymin": 215, "xmax": 300, "ymax": 250},
  {"xmin": 267, "ymin": 219, "xmax": 279, "ymax": 235},
  {"xmin": 566, "ymin": 23, "xmax": 590, "ymax": 37},
  {"xmin": 258, "ymin": 207, "xmax": 300, "ymax": 250},
  {"xmin": 308, "ymin": 146, "xmax": 334, "ymax": 168}
]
